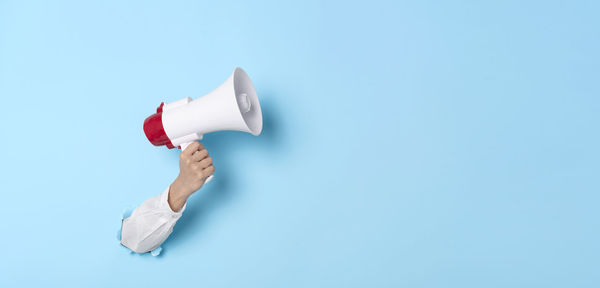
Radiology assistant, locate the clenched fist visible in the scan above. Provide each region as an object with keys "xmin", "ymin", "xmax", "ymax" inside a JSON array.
[{"xmin": 168, "ymin": 142, "xmax": 215, "ymax": 212}]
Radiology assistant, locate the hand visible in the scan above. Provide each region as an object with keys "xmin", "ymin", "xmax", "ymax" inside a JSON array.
[{"xmin": 168, "ymin": 142, "xmax": 215, "ymax": 211}]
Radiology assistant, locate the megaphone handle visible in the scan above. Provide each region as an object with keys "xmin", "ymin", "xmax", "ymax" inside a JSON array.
[{"xmin": 180, "ymin": 141, "xmax": 214, "ymax": 184}]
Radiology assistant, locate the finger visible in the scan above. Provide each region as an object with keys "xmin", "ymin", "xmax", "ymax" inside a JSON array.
[
  {"xmin": 191, "ymin": 149, "xmax": 209, "ymax": 162},
  {"xmin": 202, "ymin": 165, "xmax": 215, "ymax": 177},
  {"xmin": 182, "ymin": 141, "xmax": 201, "ymax": 156},
  {"xmin": 198, "ymin": 157, "xmax": 213, "ymax": 168}
]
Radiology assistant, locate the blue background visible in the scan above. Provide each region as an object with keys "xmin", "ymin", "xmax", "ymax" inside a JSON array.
[{"xmin": 1, "ymin": 0, "xmax": 599, "ymax": 287}]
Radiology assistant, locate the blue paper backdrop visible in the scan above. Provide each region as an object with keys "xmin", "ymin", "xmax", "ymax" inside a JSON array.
[{"xmin": 1, "ymin": 0, "xmax": 599, "ymax": 287}]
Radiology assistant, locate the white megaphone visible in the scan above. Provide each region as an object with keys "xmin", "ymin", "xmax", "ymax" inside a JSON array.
[{"xmin": 143, "ymin": 67, "xmax": 262, "ymax": 182}]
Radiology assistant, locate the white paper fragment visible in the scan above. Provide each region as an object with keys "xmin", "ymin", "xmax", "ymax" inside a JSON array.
[{"xmin": 151, "ymin": 246, "xmax": 162, "ymax": 256}]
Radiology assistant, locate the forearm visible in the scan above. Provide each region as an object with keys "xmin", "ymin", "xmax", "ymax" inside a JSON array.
[{"xmin": 168, "ymin": 176, "xmax": 193, "ymax": 212}]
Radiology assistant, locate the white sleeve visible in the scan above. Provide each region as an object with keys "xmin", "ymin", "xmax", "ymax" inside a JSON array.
[{"xmin": 120, "ymin": 187, "xmax": 186, "ymax": 253}]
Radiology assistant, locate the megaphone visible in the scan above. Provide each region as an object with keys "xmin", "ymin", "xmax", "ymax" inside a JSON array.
[
  {"xmin": 143, "ymin": 67, "xmax": 262, "ymax": 182},
  {"xmin": 143, "ymin": 67, "xmax": 262, "ymax": 150}
]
